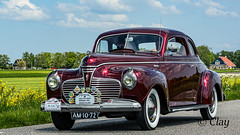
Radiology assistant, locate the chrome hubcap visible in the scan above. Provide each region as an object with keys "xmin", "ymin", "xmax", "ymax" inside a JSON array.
[
  {"xmin": 210, "ymin": 90, "xmax": 216, "ymax": 113},
  {"xmin": 147, "ymin": 95, "xmax": 157, "ymax": 122}
]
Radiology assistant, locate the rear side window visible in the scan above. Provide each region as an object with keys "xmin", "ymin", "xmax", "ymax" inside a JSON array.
[{"xmin": 165, "ymin": 37, "xmax": 187, "ymax": 56}]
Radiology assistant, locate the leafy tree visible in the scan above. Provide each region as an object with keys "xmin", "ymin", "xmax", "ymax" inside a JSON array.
[
  {"xmin": 212, "ymin": 52, "xmax": 220, "ymax": 59},
  {"xmin": 22, "ymin": 52, "xmax": 30, "ymax": 68},
  {"xmin": 41, "ymin": 52, "xmax": 51, "ymax": 68},
  {"xmin": 73, "ymin": 52, "xmax": 86, "ymax": 68},
  {"xmin": 52, "ymin": 52, "xmax": 64, "ymax": 69},
  {"xmin": 17, "ymin": 61, "xmax": 26, "ymax": 68},
  {"xmin": 197, "ymin": 45, "xmax": 215, "ymax": 67},
  {"xmin": 0, "ymin": 54, "xmax": 10, "ymax": 69},
  {"xmin": 29, "ymin": 53, "xmax": 35, "ymax": 68},
  {"xmin": 35, "ymin": 53, "xmax": 43, "ymax": 68},
  {"xmin": 234, "ymin": 50, "xmax": 240, "ymax": 68},
  {"xmin": 219, "ymin": 50, "xmax": 235, "ymax": 62},
  {"xmin": 64, "ymin": 52, "xmax": 76, "ymax": 68},
  {"xmin": 34, "ymin": 52, "xmax": 51, "ymax": 68}
]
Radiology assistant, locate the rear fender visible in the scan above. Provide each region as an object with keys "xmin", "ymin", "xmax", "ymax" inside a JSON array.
[{"xmin": 199, "ymin": 70, "xmax": 223, "ymax": 105}]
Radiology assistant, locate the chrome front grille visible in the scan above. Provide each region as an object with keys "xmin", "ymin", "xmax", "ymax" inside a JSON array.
[
  {"xmin": 81, "ymin": 67, "xmax": 95, "ymax": 73},
  {"xmin": 62, "ymin": 77, "xmax": 121, "ymax": 104}
]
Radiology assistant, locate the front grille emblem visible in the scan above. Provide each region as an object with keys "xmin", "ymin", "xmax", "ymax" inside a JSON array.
[{"xmin": 74, "ymin": 85, "xmax": 80, "ymax": 93}]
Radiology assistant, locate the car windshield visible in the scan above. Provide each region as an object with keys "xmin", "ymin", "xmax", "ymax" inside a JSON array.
[{"xmin": 96, "ymin": 34, "xmax": 162, "ymax": 53}]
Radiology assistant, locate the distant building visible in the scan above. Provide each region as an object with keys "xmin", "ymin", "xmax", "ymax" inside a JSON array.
[
  {"xmin": 13, "ymin": 59, "xmax": 26, "ymax": 70},
  {"xmin": 210, "ymin": 56, "xmax": 236, "ymax": 69}
]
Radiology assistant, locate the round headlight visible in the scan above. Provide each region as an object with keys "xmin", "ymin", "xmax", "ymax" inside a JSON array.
[
  {"xmin": 47, "ymin": 71, "xmax": 61, "ymax": 91},
  {"xmin": 48, "ymin": 78, "xmax": 58, "ymax": 88},
  {"xmin": 122, "ymin": 68, "xmax": 137, "ymax": 90}
]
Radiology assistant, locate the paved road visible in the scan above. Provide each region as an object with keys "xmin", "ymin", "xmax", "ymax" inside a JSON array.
[{"xmin": 0, "ymin": 100, "xmax": 239, "ymax": 135}]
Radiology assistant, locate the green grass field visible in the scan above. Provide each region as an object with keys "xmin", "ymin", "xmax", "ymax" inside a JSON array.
[
  {"xmin": 0, "ymin": 70, "xmax": 51, "ymax": 78},
  {"xmin": 2, "ymin": 77, "xmax": 46, "ymax": 92},
  {"xmin": 0, "ymin": 70, "xmax": 51, "ymax": 92},
  {"xmin": 214, "ymin": 69, "xmax": 240, "ymax": 73}
]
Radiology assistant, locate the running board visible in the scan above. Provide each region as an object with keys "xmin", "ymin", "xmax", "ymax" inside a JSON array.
[{"xmin": 170, "ymin": 104, "xmax": 209, "ymax": 112}]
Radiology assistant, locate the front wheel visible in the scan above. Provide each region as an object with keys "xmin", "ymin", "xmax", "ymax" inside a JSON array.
[
  {"xmin": 51, "ymin": 112, "xmax": 75, "ymax": 130},
  {"xmin": 200, "ymin": 87, "xmax": 218, "ymax": 120},
  {"xmin": 137, "ymin": 88, "xmax": 160, "ymax": 130}
]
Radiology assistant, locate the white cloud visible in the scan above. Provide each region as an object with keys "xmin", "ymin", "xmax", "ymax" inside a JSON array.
[
  {"xmin": 182, "ymin": 0, "xmax": 191, "ymax": 4},
  {"xmin": 0, "ymin": 0, "xmax": 48, "ymax": 20},
  {"xmin": 194, "ymin": 2, "xmax": 202, "ymax": 7},
  {"xmin": 200, "ymin": 0, "xmax": 224, "ymax": 9},
  {"xmin": 173, "ymin": 0, "xmax": 190, "ymax": 4},
  {"xmin": 56, "ymin": 13, "xmax": 141, "ymax": 29},
  {"xmin": 127, "ymin": 24, "xmax": 143, "ymax": 28},
  {"xmin": 148, "ymin": 0, "xmax": 181, "ymax": 14},
  {"xmin": 206, "ymin": 7, "xmax": 239, "ymax": 17},
  {"xmin": 57, "ymin": 3, "xmax": 90, "ymax": 13},
  {"xmin": 96, "ymin": 0, "xmax": 131, "ymax": 12},
  {"xmin": 98, "ymin": 14, "xmax": 128, "ymax": 22},
  {"xmin": 150, "ymin": 23, "xmax": 166, "ymax": 28},
  {"xmin": 191, "ymin": 0, "xmax": 240, "ymax": 18}
]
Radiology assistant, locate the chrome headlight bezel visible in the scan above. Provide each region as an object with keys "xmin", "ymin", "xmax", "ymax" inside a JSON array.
[
  {"xmin": 47, "ymin": 71, "xmax": 61, "ymax": 91},
  {"xmin": 122, "ymin": 68, "xmax": 137, "ymax": 90}
]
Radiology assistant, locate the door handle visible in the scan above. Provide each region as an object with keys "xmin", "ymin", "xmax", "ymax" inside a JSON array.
[{"xmin": 189, "ymin": 65, "xmax": 194, "ymax": 68}]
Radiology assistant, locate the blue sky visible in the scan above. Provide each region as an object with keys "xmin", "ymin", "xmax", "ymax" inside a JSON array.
[{"xmin": 0, "ymin": 0, "xmax": 239, "ymax": 63}]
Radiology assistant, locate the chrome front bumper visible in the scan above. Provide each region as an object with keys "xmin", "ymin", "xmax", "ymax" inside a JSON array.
[{"xmin": 41, "ymin": 98, "xmax": 142, "ymax": 112}]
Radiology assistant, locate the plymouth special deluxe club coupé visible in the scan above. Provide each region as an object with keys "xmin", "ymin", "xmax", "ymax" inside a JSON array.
[{"xmin": 41, "ymin": 28, "xmax": 224, "ymax": 130}]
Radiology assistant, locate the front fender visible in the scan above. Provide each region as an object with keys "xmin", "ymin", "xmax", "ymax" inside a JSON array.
[
  {"xmin": 46, "ymin": 68, "xmax": 80, "ymax": 99},
  {"xmin": 121, "ymin": 67, "xmax": 168, "ymax": 104}
]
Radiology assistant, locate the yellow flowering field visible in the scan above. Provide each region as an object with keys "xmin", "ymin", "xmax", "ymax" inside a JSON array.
[
  {"xmin": 0, "ymin": 80, "xmax": 47, "ymax": 109},
  {"xmin": 221, "ymin": 74, "xmax": 240, "ymax": 100},
  {"xmin": 0, "ymin": 70, "xmax": 51, "ymax": 129}
]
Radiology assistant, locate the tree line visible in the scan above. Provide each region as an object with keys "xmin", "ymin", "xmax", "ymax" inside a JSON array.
[
  {"xmin": 22, "ymin": 52, "xmax": 86, "ymax": 69},
  {"xmin": 0, "ymin": 52, "xmax": 86, "ymax": 70}
]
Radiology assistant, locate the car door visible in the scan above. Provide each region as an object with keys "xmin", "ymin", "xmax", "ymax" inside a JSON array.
[
  {"xmin": 162, "ymin": 36, "xmax": 196, "ymax": 106},
  {"xmin": 186, "ymin": 38, "xmax": 201, "ymax": 103}
]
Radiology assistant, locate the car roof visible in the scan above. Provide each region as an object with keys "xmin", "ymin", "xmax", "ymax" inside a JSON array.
[{"xmin": 98, "ymin": 27, "xmax": 188, "ymax": 38}]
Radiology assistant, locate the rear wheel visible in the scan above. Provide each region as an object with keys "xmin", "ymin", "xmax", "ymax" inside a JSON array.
[
  {"xmin": 200, "ymin": 87, "xmax": 218, "ymax": 120},
  {"xmin": 137, "ymin": 88, "xmax": 160, "ymax": 130},
  {"xmin": 51, "ymin": 112, "xmax": 75, "ymax": 130}
]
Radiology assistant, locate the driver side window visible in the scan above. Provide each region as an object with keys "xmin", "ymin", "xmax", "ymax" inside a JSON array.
[{"xmin": 165, "ymin": 37, "xmax": 187, "ymax": 56}]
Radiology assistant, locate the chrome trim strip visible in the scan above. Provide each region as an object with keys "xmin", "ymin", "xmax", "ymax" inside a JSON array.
[
  {"xmin": 81, "ymin": 61, "xmax": 203, "ymax": 69},
  {"xmin": 170, "ymin": 104, "xmax": 208, "ymax": 112},
  {"xmin": 94, "ymin": 61, "xmax": 203, "ymax": 68},
  {"xmin": 81, "ymin": 68, "xmax": 86, "ymax": 87}
]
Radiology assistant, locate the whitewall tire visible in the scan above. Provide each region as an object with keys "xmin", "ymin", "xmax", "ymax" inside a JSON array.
[
  {"xmin": 137, "ymin": 88, "xmax": 160, "ymax": 130},
  {"xmin": 200, "ymin": 87, "xmax": 218, "ymax": 120}
]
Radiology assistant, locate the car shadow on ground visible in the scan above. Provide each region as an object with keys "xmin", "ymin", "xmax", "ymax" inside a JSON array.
[{"xmin": 35, "ymin": 115, "xmax": 202, "ymax": 132}]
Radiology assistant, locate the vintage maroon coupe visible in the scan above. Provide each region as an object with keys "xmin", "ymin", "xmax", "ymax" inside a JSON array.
[{"xmin": 41, "ymin": 28, "xmax": 224, "ymax": 130}]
